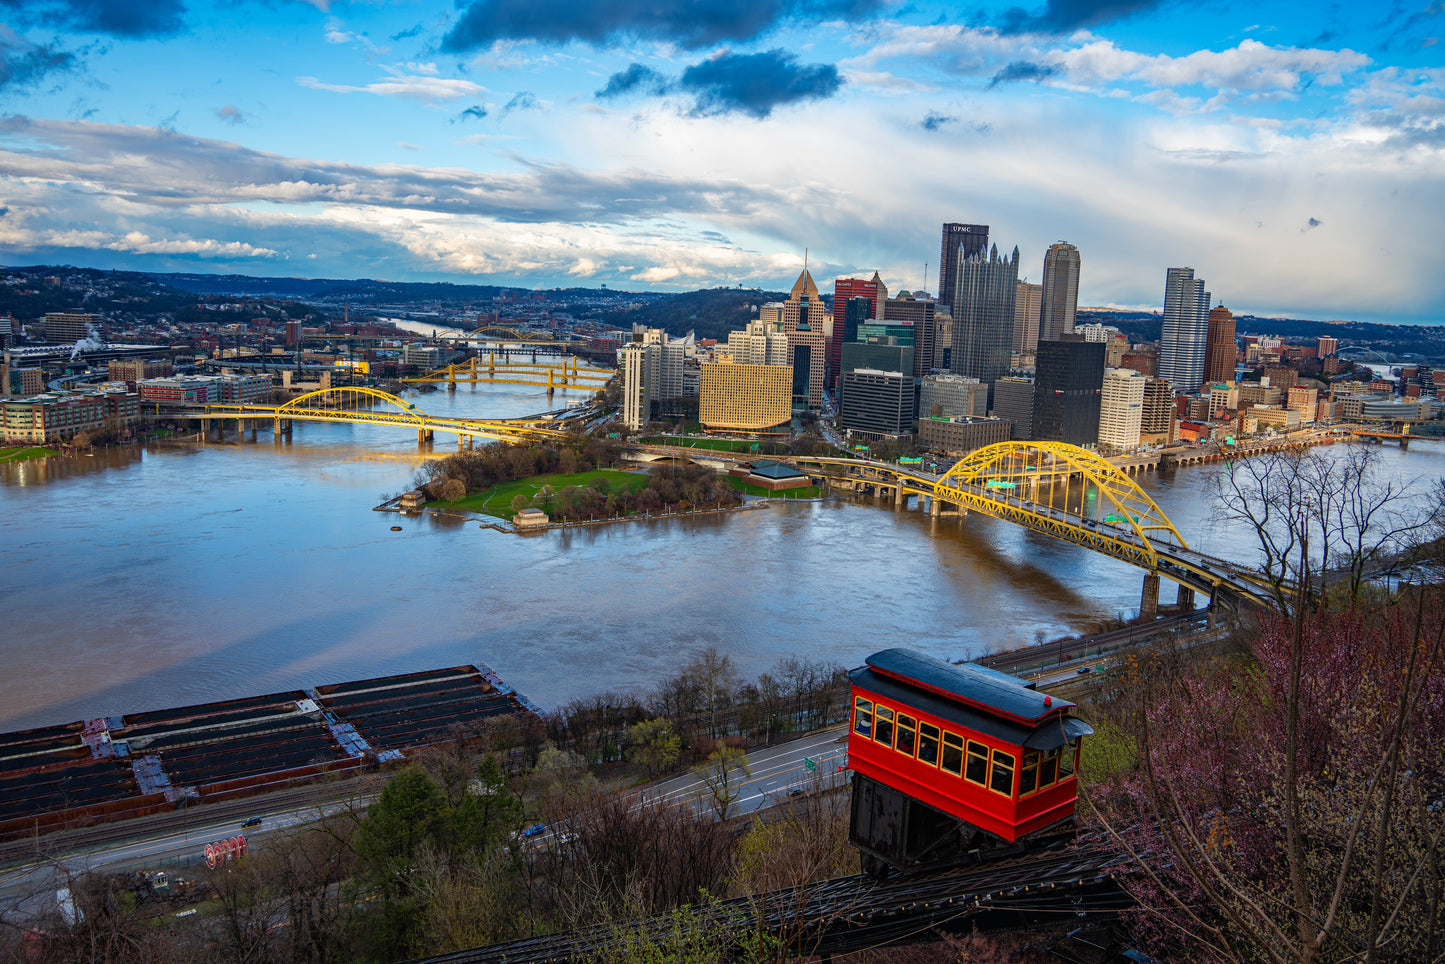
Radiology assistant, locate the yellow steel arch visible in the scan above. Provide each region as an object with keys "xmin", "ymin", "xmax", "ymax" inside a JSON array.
[
  {"xmin": 469, "ymin": 325, "xmax": 550, "ymax": 342},
  {"xmin": 937, "ymin": 441, "xmax": 1188, "ymax": 563},
  {"xmin": 278, "ymin": 386, "xmax": 426, "ymax": 422}
]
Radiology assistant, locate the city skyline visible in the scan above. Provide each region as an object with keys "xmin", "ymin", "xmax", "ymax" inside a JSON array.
[{"xmin": 0, "ymin": 1, "xmax": 1441, "ymax": 325}]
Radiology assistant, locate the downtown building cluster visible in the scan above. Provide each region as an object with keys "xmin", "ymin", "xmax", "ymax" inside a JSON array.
[{"xmin": 619, "ymin": 225, "xmax": 1445, "ymax": 454}]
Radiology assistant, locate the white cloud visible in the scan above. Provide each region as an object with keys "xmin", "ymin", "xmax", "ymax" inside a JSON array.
[{"xmin": 296, "ymin": 72, "xmax": 484, "ymax": 103}]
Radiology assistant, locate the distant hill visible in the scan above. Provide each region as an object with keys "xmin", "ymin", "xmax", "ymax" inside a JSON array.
[{"xmin": 593, "ymin": 287, "xmax": 788, "ymax": 341}]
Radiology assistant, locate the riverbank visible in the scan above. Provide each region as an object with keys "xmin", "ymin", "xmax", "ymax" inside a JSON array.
[{"xmin": 0, "ymin": 446, "xmax": 60, "ymax": 464}]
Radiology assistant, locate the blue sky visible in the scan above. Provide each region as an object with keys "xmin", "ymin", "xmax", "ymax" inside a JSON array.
[{"xmin": 0, "ymin": 0, "xmax": 1441, "ymax": 324}]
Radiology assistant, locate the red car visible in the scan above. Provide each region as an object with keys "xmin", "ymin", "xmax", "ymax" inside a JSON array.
[{"xmin": 846, "ymin": 648, "xmax": 1091, "ymax": 876}]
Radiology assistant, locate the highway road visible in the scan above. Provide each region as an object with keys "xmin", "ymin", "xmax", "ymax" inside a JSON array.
[{"xmin": 644, "ymin": 726, "xmax": 851, "ymax": 817}]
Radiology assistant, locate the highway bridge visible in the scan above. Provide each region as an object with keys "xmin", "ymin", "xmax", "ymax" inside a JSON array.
[
  {"xmin": 403, "ymin": 355, "xmax": 612, "ymax": 392},
  {"xmin": 176, "ymin": 387, "xmax": 579, "ymax": 447},
  {"xmin": 787, "ymin": 441, "xmax": 1277, "ymax": 610}
]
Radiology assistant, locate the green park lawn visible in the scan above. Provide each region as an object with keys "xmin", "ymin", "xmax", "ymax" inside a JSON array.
[
  {"xmin": 430, "ymin": 469, "xmax": 650, "ymax": 518},
  {"xmin": 0, "ymin": 446, "xmax": 60, "ymax": 464},
  {"xmin": 638, "ymin": 435, "xmax": 789, "ymax": 453}
]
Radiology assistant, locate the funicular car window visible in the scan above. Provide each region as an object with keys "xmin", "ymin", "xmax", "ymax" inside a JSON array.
[
  {"xmin": 990, "ymin": 750, "xmax": 1016, "ymax": 796},
  {"xmin": 874, "ymin": 705, "xmax": 895, "ymax": 747},
  {"xmin": 941, "ymin": 732, "xmax": 964, "ymax": 776},
  {"xmin": 1060, "ymin": 740, "xmax": 1077, "ymax": 776},
  {"xmin": 853, "ymin": 698, "xmax": 873, "ymax": 738},
  {"xmin": 1020, "ymin": 750, "xmax": 1040, "ymax": 795},
  {"xmin": 1040, "ymin": 749, "xmax": 1059, "ymax": 786},
  {"xmin": 917, "ymin": 722, "xmax": 940, "ymax": 766},
  {"xmin": 896, "ymin": 713, "xmax": 917, "ymax": 756},
  {"xmin": 965, "ymin": 741, "xmax": 989, "ymax": 785}
]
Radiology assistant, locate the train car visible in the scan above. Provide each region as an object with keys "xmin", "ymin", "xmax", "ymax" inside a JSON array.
[{"xmin": 847, "ymin": 648, "xmax": 1092, "ymax": 876}]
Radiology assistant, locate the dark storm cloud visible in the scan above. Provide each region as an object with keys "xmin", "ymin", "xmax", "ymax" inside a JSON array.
[
  {"xmin": 456, "ymin": 104, "xmax": 488, "ymax": 122},
  {"xmin": 0, "ymin": 116, "xmax": 803, "ymax": 224},
  {"xmin": 441, "ymin": 0, "xmax": 885, "ymax": 52},
  {"xmin": 0, "ymin": 0, "xmax": 186, "ymax": 37},
  {"xmin": 596, "ymin": 63, "xmax": 670, "ymax": 99},
  {"xmin": 920, "ymin": 111, "xmax": 956, "ymax": 130},
  {"xmin": 987, "ymin": 61, "xmax": 1058, "ymax": 88},
  {"xmin": 994, "ymin": 0, "xmax": 1164, "ymax": 35},
  {"xmin": 678, "ymin": 49, "xmax": 842, "ymax": 118},
  {"xmin": 0, "ymin": 36, "xmax": 76, "ymax": 91}
]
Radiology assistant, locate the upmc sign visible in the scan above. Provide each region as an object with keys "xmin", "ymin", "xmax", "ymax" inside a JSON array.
[
  {"xmin": 205, "ymin": 834, "xmax": 247, "ymax": 869},
  {"xmin": 951, "ymin": 225, "xmax": 973, "ymax": 233}
]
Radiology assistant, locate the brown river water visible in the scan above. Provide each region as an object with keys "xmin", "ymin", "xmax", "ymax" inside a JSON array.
[{"xmin": 2, "ymin": 382, "xmax": 1441, "ymax": 730}]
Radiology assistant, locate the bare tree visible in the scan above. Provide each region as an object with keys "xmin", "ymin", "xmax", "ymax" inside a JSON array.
[{"xmin": 693, "ymin": 745, "xmax": 751, "ymax": 821}]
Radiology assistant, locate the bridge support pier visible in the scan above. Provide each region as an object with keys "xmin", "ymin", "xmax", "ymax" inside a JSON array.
[
  {"xmin": 1176, "ymin": 585, "xmax": 1195, "ymax": 610},
  {"xmin": 894, "ymin": 484, "xmax": 904, "ymax": 507},
  {"xmin": 930, "ymin": 496, "xmax": 941, "ymax": 518},
  {"xmin": 1141, "ymin": 571, "xmax": 1160, "ymax": 621}
]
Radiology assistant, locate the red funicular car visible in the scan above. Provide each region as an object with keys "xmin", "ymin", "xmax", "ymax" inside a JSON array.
[{"xmin": 847, "ymin": 648, "xmax": 1092, "ymax": 876}]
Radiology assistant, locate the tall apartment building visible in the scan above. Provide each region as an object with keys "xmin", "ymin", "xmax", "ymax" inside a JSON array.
[
  {"xmin": 1032, "ymin": 338, "xmax": 1105, "ymax": 446},
  {"xmin": 832, "ymin": 274, "xmax": 886, "ymax": 387},
  {"xmin": 1038, "ymin": 242, "xmax": 1080, "ymax": 342},
  {"xmin": 1098, "ymin": 367, "xmax": 1146, "ymax": 453},
  {"xmin": 920, "ymin": 373, "xmax": 986, "ymax": 418},
  {"xmin": 991, "ymin": 376, "xmax": 1035, "ymax": 440},
  {"xmin": 726, "ymin": 319, "xmax": 790, "ymax": 365},
  {"xmin": 619, "ymin": 343, "xmax": 648, "ymax": 430},
  {"xmin": 43, "ymin": 311, "xmax": 100, "ymax": 344},
  {"xmin": 884, "ymin": 293, "xmax": 940, "ymax": 376},
  {"xmin": 1317, "ymin": 335, "xmax": 1338, "ymax": 359},
  {"xmin": 1140, "ymin": 377, "xmax": 1174, "ymax": 442},
  {"xmin": 699, "ymin": 361, "xmax": 792, "ymax": 434},
  {"xmin": 938, "ymin": 222, "xmax": 989, "ymax": 311},
  {"xmin": 1013, "ymin": 281, "xmax": 1042, "ymax": 354},
  {"xmin": 1204, "ymin": 304, "xmax": 1236, "ymax": 385},
  {"xmin": 950, "ymin": 244, "xmax": 1019, "ymax": 402},
  {"xmin": 619, "ymin": 327, "xmax": 687, "ymax": 429},
  {"xmin": 0, "ymin": 316, "xmax": 12, "ymax": 350},
  {"xmin": 1159, "ymin": 267, "xmax": 1211, "ymax": 393}
]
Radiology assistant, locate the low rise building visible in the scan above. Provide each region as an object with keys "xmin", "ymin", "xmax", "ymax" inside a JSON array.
[
  {"xmin": 2, "ymin": 393, "xmax": 104, "ymax": 443},
  {"xmin": 139, "ymin": 375, "xmax": 222, "ymax": 404},
  {"xmin": 218, "ymin": 373, "xmax": 273, "ymax": 405},
  {"xmin": 917, "ymin": 414, "xmax": 1012, "ymax": 455},
  {"xmin": 919, "ymin": 373, "xmax": 986, "ymax": 419}
]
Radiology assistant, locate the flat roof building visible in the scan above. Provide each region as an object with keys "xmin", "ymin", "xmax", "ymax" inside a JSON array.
[{"xmin": 699, "ymin": 360, "xmax": 792, "ymax": 434}]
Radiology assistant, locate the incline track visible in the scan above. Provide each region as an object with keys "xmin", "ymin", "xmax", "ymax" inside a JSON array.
[{"xmin": 408, "ymin": 839, "xmax": 1128, "ymax": 963}]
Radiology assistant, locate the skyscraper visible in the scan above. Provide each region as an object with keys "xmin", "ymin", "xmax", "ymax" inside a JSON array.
[
  {"xmin": 1203, "ymin": 304, "xmax": 1236, "ymax": 385},
  {"xmin": 884, "ymin": 292, "xmax": 939, "ymax": 376},
  {"xmin": 1038, "ymin": 243, "xmax": 1080, "ymax": 342},
  {"xmin": 1098, "ymin": 367, "xmax": 1146, "ymax": 453},
  {"xmin": 1013, "ymin": 280, "xmax": 1042, "ymax": 354},
  {"xmin": 950, "ymin": 244, "xmax": 1018, "ymax": 402},
  {"xmin": 831, "ymin": 275, "xmax": 885, "ymax": 387},
  {"xmin": 1032, "ymin": 338, "xmax": 1105, "ymax": 445},
  {"xmin": 1159, "ymin": 267, "xmax": 1211, "ymax": 394},
  {"xmin": 938, "ymin": 223, "xmax": 989, "ymax": 311}
]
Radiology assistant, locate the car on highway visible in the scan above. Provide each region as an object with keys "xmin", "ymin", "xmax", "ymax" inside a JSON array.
[{"xmin": 241, "ymin": 816, "xmax": 262, "ymax": 828}]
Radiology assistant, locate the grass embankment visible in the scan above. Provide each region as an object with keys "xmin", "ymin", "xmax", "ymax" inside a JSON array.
[
  {"xmin": 639, "ymin": 436, "xmax": 787, "ymax": 453},
  {"xmin": 0, "ymin": 446, "xmax": 59, "ymax": 464},
  {"xmin": 431, "ymin": 470, "xmax": 649, "ymax": 517},
  {"xmin": 724, "ymin": 478, "xmax": 822, "ymax": 498}
]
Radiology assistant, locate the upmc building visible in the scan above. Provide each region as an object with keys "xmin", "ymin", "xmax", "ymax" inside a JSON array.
[{"xmin": 938, "ymin": 223, "xmax": 990, "ymax": 310}]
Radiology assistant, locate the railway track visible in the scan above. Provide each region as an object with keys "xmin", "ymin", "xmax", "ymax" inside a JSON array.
[{"xmin": 407, "ymin": 839, "xmax": 1128, "ymax": 963}]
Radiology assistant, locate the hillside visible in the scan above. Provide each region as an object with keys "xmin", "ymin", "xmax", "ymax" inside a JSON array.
[{"xmin": 593, "ymin": 287, "xmax": 787, "ymax": 341}]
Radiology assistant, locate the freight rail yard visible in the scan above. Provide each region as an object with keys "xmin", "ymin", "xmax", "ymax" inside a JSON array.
[{"xmin": 0, "ymin": 665, "xmax": 536, "ymax": 841}]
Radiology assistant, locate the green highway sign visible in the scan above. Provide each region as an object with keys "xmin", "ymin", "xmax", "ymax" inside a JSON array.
[{"xmin": 804, "ymin": 756, "xmax": 816, "ymax": 771}]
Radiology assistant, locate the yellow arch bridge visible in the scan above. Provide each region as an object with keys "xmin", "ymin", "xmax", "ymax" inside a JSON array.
[
  {"xmin": 177, "ymin": 387, "xmax": 576, "ymax": 448},
  {"xmin": 791, "ymin": 440, "xmax": 1276, "ymax": 610},
  {"xmin": 404, "ymin": 355, "xmax": 613, "ymax": 391}
]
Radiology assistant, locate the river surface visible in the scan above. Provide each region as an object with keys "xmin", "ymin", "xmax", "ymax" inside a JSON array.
[{"xmin": 2, "ymin": 384, "xmax": 1442, "ymax": 731}]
